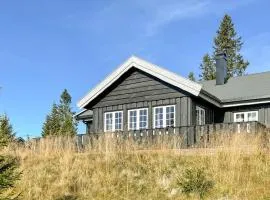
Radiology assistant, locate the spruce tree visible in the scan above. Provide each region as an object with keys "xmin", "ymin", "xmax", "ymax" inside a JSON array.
[
  {"xmin": 199, "ymin": 14, "xmax": 249, "ymax": 80},
  {"xmin": 188, "ymin": 72, "xmax": 196, "ymax": 81},
  {"xmin": 0, "ymin": 155, "xmax": 20, "ymax": 198},
  {"xmin": 213, "ymin": 14, "xmax": 249, "ymax": 77},
  {"xmin": 58, "ymin": 89, "xmax": 77, "ymax": 136},
  {"xmin": 41, "ymin": 89, "xmax": 77, "ymax": 137},
  {"xmin": 0, "ymin": 115, "xmax": 15, "ymax": 147},
  {"xmin": 41, "ymin": 103, "xmax": 61, "ymax": 137},
  {"xmin": 199, "ymin": 54, "xmax": 215, "ymax": 81}
]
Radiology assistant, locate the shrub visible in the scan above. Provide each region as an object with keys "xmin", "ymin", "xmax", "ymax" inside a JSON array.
[
  {"xmin": 177, "ymin": 167, "xmax": 214, "ymax": 199},
  {"xmin": 0, "ymin": 155, "xmax": 20, "ymax": 199}
]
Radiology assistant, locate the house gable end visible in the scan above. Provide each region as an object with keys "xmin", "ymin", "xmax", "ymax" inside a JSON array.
[
  {"xmin": 87, "ymin": 68, "xmax": 192, "ymax": 109},
  {"xmin": 78, "ymin": 56, "xmax": 202, "ymax": 109}
]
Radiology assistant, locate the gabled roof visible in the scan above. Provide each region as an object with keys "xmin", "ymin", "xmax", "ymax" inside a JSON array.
[
  {"xmin": 202, "ymin": 71, "xmax": 270, "ymax": 107},
  {"xmin": 77, "ymin": 56, "xmax": 202, "ymax": 109}
]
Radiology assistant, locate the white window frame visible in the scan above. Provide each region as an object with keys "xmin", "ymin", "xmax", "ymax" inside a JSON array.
[
  {"xmin": 128, "ymin": 108, "xmax": 148, "ymax": 130},
  {"xmin": 104, "ymin": 111, "xmax": 123, "ymax": 132},
  {"xmin": 196, "ymin": 106, "xmax": 205, "ymax": 125},
  {"xmin": 153, "ymin": 105, "xmax": 176, "ymax": 128},
  {"xmin": 234, "ymin": 111, "xmax": 258, "ymax": 122}
]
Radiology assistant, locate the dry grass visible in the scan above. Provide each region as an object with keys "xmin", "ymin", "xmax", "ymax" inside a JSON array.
[{"xmin": 1, "ymin": 132, "xmax": 270, "ymax": 200}]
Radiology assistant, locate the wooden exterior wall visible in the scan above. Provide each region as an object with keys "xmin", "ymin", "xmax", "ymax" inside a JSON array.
[
  {"xmin": 216, "ymin": 103, "xmax": 270, "ymax": 128},
  {"xmin": 83, "ymin": 67, "xmax": 270, "ymax": 133},
  {"xmin": 86, "ymin": 68, "xmax": 213, "ymax": 133}
]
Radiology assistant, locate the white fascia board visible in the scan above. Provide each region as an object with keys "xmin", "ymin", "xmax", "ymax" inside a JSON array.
[
  {"xmin": 222, "ymin": 100, "xmax": 270, "ymax": 108},
  {"xmin": 132, "ymin": 57, "xmax": 202, "ymax": 96},
  {"xmin": 77, "ymin": 56, "xmax": 202, "ymax": 109}
]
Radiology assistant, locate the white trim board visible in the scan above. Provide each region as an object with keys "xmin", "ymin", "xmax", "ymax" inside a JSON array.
[
  {"xmin": 77, "ymin": 56, "xmax": 202, "ymax": 109},
  {"xmin": 222, "ymin": 100, "xmax": 270, "ymax": 108}
]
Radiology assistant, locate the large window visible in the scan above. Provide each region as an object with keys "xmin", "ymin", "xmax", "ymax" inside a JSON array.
[
  {"xmin": 128, "ymin": 108, "xmax": 148, "ymax": 130},
  {"xmin": 196, "ymin": 106, "xmax": 205, "ymax": 125},
  {"xmin": 104, "ymin": 111, "xmax": 123, "ymax": 132},
  {"xmin": 153, "ymin": 105, "xmax": 175, "ymax": 128},
  {"xmin": 234, "ymin": 111, "xmax": 258, "ymax": 122}
]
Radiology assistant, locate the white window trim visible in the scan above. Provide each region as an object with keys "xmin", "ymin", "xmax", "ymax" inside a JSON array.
[
  {"xmin": 233, "ymin": 111, "xmax": 258, "ymax": 122},
  {"xmin": 128, "ymin": 108, "xmax": 148, "ymax": 130},
  {"xmin": 196, "ymin": 106, "xmax": 205, "ymax": 125},
  {"xmin": 153, "ymin": 105, "xmax": 176, "ymax": 128},
  {"xmin": 104, "ymin": 111, "xmax": 123, "ymax": 132}
]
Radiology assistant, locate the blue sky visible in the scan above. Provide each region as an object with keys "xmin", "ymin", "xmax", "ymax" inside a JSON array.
[{"xmin": 1, "ymin": 0, "xmax": 270, "ymax": 138}]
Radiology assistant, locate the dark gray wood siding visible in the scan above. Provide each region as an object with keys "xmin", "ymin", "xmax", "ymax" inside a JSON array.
[
  {"xmin": 90, "ymin": 97, "xmax": 194, "ymax": 133},
  {"xmin": 191, "ymin": 98, "xmax": 215, "ymax": 125},
  {"xmin": 88, "ymin": 68, "xmax": 190, "ymax": 108},
  {"xmin": 82, "ymin": 67, "xmax": 270, "ymax": 132},
  {"xmin": 216, "ymin": 103, "xmax": 270, "ymax": 127},
  {"xmin": 87, "ymin": 68, "xmax": 197, "ymax": 133}
]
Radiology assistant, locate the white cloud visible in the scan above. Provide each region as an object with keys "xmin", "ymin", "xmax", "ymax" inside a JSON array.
[
  {"xmin": 63, "ymin": 0, "xmax": 255, "ymax": 38},
  {"xmin": 137, "ymin": 0, "xmax": 255, "ymax": 36},
  {"xmin": 144, "ymin": 0, "xmax": 210, "ymax": 36}
]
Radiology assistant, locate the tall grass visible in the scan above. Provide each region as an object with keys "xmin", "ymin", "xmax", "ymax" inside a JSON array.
[{"xmin": 2, "ymin": 132, "xmax": 270, "ymax": 200}]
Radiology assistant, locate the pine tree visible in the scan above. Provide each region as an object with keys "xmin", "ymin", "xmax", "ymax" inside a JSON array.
[
  {"xmin": 188, "ymin": 72, "xmax": 196, "ymax": 81},
  {"xmin": 199, "ymin": 54, "xmax": 215, "ymax": 81},
  {"xmin": 0, "ymin": 114, "xmax": 15, "ymax": 147},
  {"xmin": 199, "ymin": 14, "xmax": 249, "ymax": 80}
]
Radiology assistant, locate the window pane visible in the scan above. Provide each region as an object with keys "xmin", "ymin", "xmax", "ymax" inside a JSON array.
[
  {"xmin": 201, "ymin": 110, "xmax": 205, "ymax": 125},
  {"xmin": 155, "ymin": 107, "xmax": 163, "ymax": 128},
  {"xmin": 166, "ymin": 106, "xmax": 174, "ymax": 127},
  {"xmin": 139, "ymin": 109, "xmax": 148, "ymax": 129},
  {"xmin": 105, "ymin": 113, "xmax": 113, "ymax": 131},
  {"xmin": 129, "ymin": 110, "xmax": 137, "ymax": 130},
  {"xmin": 115, "ymin": 112, "xmax": 122, "ymax": 131},
  {"xmin": 235, "ymin": 113, "xmax": 245, "ymax": 122},
  {"xmin": 196, "ymin": 106, "xmax": 205, "ymax": 125},
  {"xmin": 247, "ymin": 112, "xmax": 257, "ymax": 121}
]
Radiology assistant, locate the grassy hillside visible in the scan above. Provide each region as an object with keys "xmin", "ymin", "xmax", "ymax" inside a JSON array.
[{"xmin": 2, "ymin": 133, "xmax": 270, "ymax": 200}]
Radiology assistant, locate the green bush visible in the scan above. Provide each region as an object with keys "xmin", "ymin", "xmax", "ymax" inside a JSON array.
[
  {"xmin": 177, "ymin": 167, "xmax": 214, "ymax": 199},
  {"xmin": 0, "ymin": 155, "xmax": 20, "ymax": 199}
]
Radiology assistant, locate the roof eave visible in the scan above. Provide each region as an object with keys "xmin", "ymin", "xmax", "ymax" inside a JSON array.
[
  {"xmin": 221, "ymin": 98, "xmax": 270, "ymax": 108},
  {"xmin": 198, "ymin": 89, "xmax": 221, "ymax": 107}
]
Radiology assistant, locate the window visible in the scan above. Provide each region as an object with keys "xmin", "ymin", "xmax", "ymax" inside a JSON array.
[
  {"xmin": 196, "ymin": 106, "xmax": 205, "ymax": 125},
  {"xmin": 104, "ymin": 111, "xmax": 123, "ymax": 132},
  {"xmin": 105, "ymin": 113, "xmax": 113, "ymax": 131},
  {"xmin": 234, "ymin": 111, "xmax": 258, "ymax": 122},
  {"xmin": 153, "ymin": 105, "xmax": 175, "ymax": 128},
  {"xmin": 128, "ymin": 108, "xmax": 148, "ymax": 130}
]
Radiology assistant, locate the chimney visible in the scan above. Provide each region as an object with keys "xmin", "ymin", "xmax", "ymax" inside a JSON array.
[{"xmin": 215, "ymin": 52, "xmax": 227, "ymax": 85}]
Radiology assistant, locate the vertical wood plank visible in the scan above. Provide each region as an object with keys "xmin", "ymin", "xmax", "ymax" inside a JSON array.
[
  {"xmin": 148, "ymin": 101, "xmax": 153, "ymax": 129},
  {"xmin": 176, "ymin": 98, "xmax": 181, "ymax": 127},
  {"xmin": 98, "ymin": 108, "xmax": 103, "ymax": 132},
  {"xmin": 180, "ymin": 97, "xmax": 188, "ymax": 126},
  {"xmin": 123, "ymin": 104, "xmax": 127, "ymax": 131}
]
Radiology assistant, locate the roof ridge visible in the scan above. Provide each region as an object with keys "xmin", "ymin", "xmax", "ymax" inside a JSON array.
[
  {"xmin": 241, "ymin": 70, "xmax": 270, "ymax": 77},
  {"xmin": 201, "ymin": 70, "xmax": 270, "ymax": 83}
]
